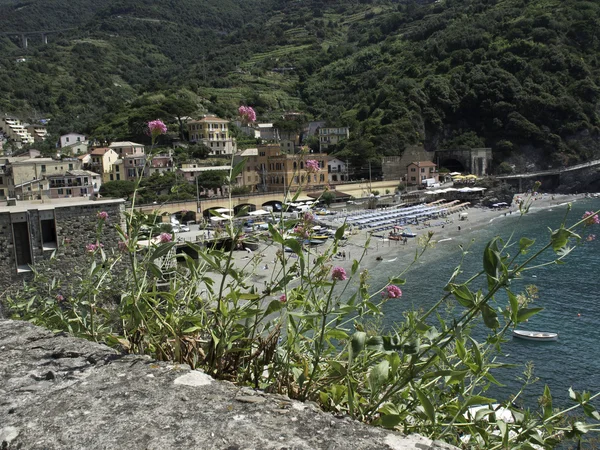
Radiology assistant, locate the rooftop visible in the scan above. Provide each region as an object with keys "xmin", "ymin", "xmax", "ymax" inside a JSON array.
[
  {"xmin": 109, "ymin": 141, "xmax": 144, "ymax": 148},
  {"xmin": 178, "ymin": 165, "xmax": 230, "ymax": 173},
  {"xmin": 0, "ymin": 197, "xmax": 124, "ymax": 214},
  {"xmin": 90, "ymin": 147, "xmax": 111, "ymax": 156},
  {"xmin": 409, "ymin": 161, "xmax": 437, "ymax": 167},
  {"xmin": 188, "ymin": 116, "xmax": 229, "ymax": 124}
]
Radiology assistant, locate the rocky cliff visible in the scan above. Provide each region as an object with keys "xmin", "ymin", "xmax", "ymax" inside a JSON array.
[{"xmin": 0, "ymin": 320, "xmax": 458, "ymax": 450}]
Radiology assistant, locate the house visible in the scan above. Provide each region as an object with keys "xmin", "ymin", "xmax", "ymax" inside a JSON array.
[
  {"xmin": 89, "ymin": 148, "xmax": 120, "ymax": 182},
  {"xmin": 187, "ymin": 116, "xmax": 236, "ymax": 156},
  {"xmin": 108, "ymin": 141, "xmax": 145, "ymax": 157},
  {"xmin": 46, "ymin": 170, "xmax": 102, "ymax": 198},
  {"xmin": 60, "ymin": 140, "xmax": 89, "ymax": 156},
  {"xmin": 149, "ymin": 154, "xmax": 174, "ymax": 175},
  {"xmin": 60, "ymin": 133, "xmax": 86, "ymax": 149},
  {"xmin": 233, "ymin": 148, "xmax": 259, "ymax": 192},
  {"xmin": 0, "ymin": 197, "xmax": 125, "ymax": 288},
  {"xmin": 327, "ymin": 157, "xmax": 349, "ymax": 184},
  {"xmin": 406, "ymin": 161, "xmax": 439, "ymax": 186},
  {"xmin": 10, "ymin": 157, "xmax": 82, "ymax": 186},
  {"xmin": 318, "ymin": 126, "xmax": 350, "ymax": 152},
  {"xmin": 0, "ymin": 161, "xmax": 13, "ymax": 199},
  {"xmin": 123, "ymin": 154, "xmax": 147, "ymax": 181}
]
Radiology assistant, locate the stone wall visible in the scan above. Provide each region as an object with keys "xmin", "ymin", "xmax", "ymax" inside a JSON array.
[
  {"xmin": 0, "ymin": 319, "xmax": 459, "ymax": 450},
  {"xmin": 0, "ymin": 199, "xmax": 125, "ymax": 295}
]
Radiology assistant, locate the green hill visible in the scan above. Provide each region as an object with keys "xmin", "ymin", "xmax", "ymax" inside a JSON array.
[{"xmin": 1, "ymin": 0, "xmax": 599, "ymax": 171}]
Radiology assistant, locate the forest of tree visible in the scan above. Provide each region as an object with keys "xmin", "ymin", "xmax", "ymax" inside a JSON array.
[{"xmin": 1, "ymin": 0, "xmax": 599, "ymax": 172}]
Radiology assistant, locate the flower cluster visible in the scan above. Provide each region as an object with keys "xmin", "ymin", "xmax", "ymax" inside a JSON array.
[
  {"xmin": 279, "ymin": 294, "xmax": 287, "ymax": 303},
  {"xmin": 305, "ymin": 159, "xmax": 320, "ymax": 173},
  {"xmin": 85, "ymin": 243, "xmax": 103, "ymax": 253},
  {"xmin": 238, "ymin": 105, "xmax": 257, "ymax": 123},
  {"xmin": 331, "ymin": 266, "xmax": 347, "ymax": 281},
  {"xmin": 382, "ymin": 285, "xmax": 402, "ymax": 299},
  {"xmin": 97, "ymin": 211, "xmax": 108, "ymax": 221},
  {"xmin": 582, "ymin": 211, "xmax": 600, "ymax": 226},
  {"xmin": 303, "ymin": 211, "xmax": 315, "ymax": 223},
  {"xmin": 158, "ymin": 232, "xmax": 172, "ymax": 243},
  {"xmin": 56, "ymin": 294, "xmax": 64, "ymax": 302},
  {"xmin": 293, "ymin": 225, "xmax": 309, "ymax": 239},
  {"xmin": 148, "ymin": 119, "xmax": 168, "ymax": 136}
]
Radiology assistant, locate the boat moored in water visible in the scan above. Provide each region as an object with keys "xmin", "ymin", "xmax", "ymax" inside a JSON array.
[{"xmin": 512, "ymin": 330, "xmax": 558, "ymax": 341}]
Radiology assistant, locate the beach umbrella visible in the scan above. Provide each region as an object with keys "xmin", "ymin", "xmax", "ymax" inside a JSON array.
[{"xmin": 465, "ymin": 174, "xmax": 478, "ymax": 179}]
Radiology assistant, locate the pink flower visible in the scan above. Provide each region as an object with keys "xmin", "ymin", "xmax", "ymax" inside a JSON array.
[
  {"xmin": 331, "ymin": 266, "xmax": 347, "ymax": 281},
  {"xmin": 582, "ymin": 211, "xmax": 600, "ymax": 226},
  {"xmin": 148, "ymin": 119, "xmax": 167, "ymax": 136},
  {"xmin": 158, "ymin": 232, "xmax": 172, "ymax": 243},
  {"xmin": 238, "ymin": 105, "xmax": 257, "ymax": 123},
  {"xmin": 305, "ymin": 159, "xmax": 320, "ymax": 173},
  {"xmin": 279, "ymin": 294, "xmax": 287, "ymax": 303},
  {"xmin": 97, "ymin": 211, "xmax": 108, "ymax": 221},
  {"xmin": 383, "ymin": 285, "xmax": 402, "ymax": 299},
  {"xmin": 85, "ymin": 243, "xmax": 103, "ymax": 253},
  {"xmin": 303, "ymin": 212, "xmax": 315, "ymax": 223},
  {"xmin": 56, "ymin": 294, "xmax": 64, "ymax": 302}
]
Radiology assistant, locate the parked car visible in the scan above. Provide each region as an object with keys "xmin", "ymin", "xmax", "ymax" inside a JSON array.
[{"xmin": 179, "ymin": 225, "xmax": 190, "ymax": 232}]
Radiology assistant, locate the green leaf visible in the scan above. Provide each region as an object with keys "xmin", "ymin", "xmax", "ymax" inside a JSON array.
[
  {"xmin": 369, "ymin": 360, "xmax": 390, "ymax": 392},
  {"xmin": 550, "ymin": 227, "xmax": 580, "ymax": 253},
  {"xmin": 149, "ymin": 241, "xmax": 175, "ymax": 261},
  {"xmin": 326, "ymin": 329, "xmax": 349, "ymax": 341},
  {"xmin": 481, "ymin": 304, "xmax": 500, "ymax": 329},
  {"xmin": 350, "ymin": 332, "xmax": 366, "ymax": 357},
  {"xmin": 269, "ymin": 224, "xmax": 284, "ymax": 245},
  {"xmin": 389, "ymin": 277, "xmax": 406, "ymax": 285},
  {"xmin": 284, "ymin": 238, "xmax": 303, "ymax": 256},
  {"xmin": 230, "ymin": 158, "xmax": 246, "ymax": 181},
  {"xmin": 415, "ymin": 388, "xmax": 436, "ymax": 424},
  {"xmin": 264, "ymin": 300, "xmax": 283, "ymax": 316},
  {"xmin": 380, "ymin": 414, "xmax": 402, "ymax": 429},
  {"xmin": 542, "ymin": 385, "xmax": 553, "ymax": 420},
  {"xmin": 519, "ymin": 237, "xmax": 535, "ymax": 253},
  {"xmin": 508, "ymin": 291, "xmax": 519, "ymax": 323},
  {"xmin": 483, "ymin": 238, "xmax": 501, "ymax": 279},
  {"xmin": 335, "ymin": 224, "xmax": 346, "ymax": 241},
  {"xmin": 463, "ymin": 395, "xmax": 496, "ymax": 410},
  {"xmin": 516, "ymin": 307, "xmax": 544, "ymax": 323},
  {"xmin": 238, "ymin": 293, "xmax": 260, "ymax": 300},
  {"xmin": 450, "ymin": 283, "xmax": 475, "ymax": 308}
]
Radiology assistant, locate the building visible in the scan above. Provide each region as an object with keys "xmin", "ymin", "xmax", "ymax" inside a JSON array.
[
  {"xmin": 10, "ymin": 157, "xmax": 82, "ymax": 186},
  {"xmin": 177, "ymin": 165, "xmax": 231, "ymax": 183},
  {"xmin": 0, "ymin": 117, "xmax": 35, "ymax": 145},
  {"xmin": 327, "ymin": 157, "xmax": 349, "ymax": 184},
  {"xmin": 59, "ymin": 133, "xmax": 86, "ymax": 149},
  {"xmin": 318, "ymin": 126, "xmax": 350, "ymax": 152},
  {"xmin": 187, "ymin": 116, "xmax": 236, "ymax": 156},
  {"xmin": 108, "ymin": 141, "xmax": 145, "ymax": 157},
  {"xmin": 46, "ymin": 170, "xmax": 101, "ymax": 198},
  {"xmin": 236, "ymin": 144, "xmax": 328, "ymax": 193},
  {"xmin": 25, "ymin": 124, "xmax": 48, "ymax": 142},
  {"xmin": 406, "ymin": 161, "xmax": 439, "ymax": 186},
  {"xmin": 123, "ymin": 154, "xmax": 147, "ymax": 181},
  {"xmin": 0, "ymin": 161, "xmax": 13, "ymax": 199},
  {"xmin": 233, "ymin": 148, "xmax": 259, "ymax": 192},
  {"xmin": 0, "ymin": 197, "xmax": 125, "ymax": 288},
  {"xmin": 90, "ymin": 148, "xmax": 120, "ymax": 182},
  {"xmin": 149, "ymin": 154, "xmax": 174, "ymax": 175}
]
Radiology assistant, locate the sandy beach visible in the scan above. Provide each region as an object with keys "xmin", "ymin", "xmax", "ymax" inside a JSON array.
[{"xmin": 222, "ymin": 193, "xmax": 587, "ymax": 295}]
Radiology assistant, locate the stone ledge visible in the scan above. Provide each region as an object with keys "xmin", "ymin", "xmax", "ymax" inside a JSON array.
[{"xmin": 0, "ymin": 320, "xmax": 458, "ymax": 450}]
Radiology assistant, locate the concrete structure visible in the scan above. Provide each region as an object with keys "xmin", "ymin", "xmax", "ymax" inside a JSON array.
[
  {"xmin": 327, "ymin": 157, "xmax": 349, "ymax": 184},
  {"xmin": 406, "ymin": 161, "xmax": 439, "ymax": 186},
  {"xmin": 0, "ymin": 117, "xmax": 34, "ymax": 145},
  {"xmin": 0, "ymin": 319, "xmax": 459, "ymax": 450},
  {"xmin": 187, "ymin": 116, "xmax": 236, "ymax": 156},
  {"xmin": 0, "ymin": 198, "xmax": 124, "ymax": 287},
  {"xmin": 234, "ymin": 148, "xmax": 260, "ymax": 192},
  {"xmin": 59, "ymin": 133, "xmax": 86, "ymax": 149},
  {"xmin": 24, "ymin": 124, "xmax": 48, "ymax": 142},
  {"xmin": 9, "ymin": 157, "xmax": 82, "ymax": 186},
  {"xmin": 318, "ymin": 126, "xmax": 349, "ymax": 152},
  {"xmin": 46, "ymin": 170, "xmax": 102, "ymax": 198},
  {"xmin": 108, "ymin": 141, "xmax": 145, "ymax": 157},
  {"xmin": 434, "ymin": 148, "xmax": 492, "ymax": 177}
]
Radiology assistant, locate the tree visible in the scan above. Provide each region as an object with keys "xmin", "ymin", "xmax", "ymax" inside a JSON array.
[
  {"xmin": 321, "ymin": 190, "xmax": 336, "ymax": 206},
  {"xmin": 196, "ymin": 170, "xmax": 228, "ymax": 191},
  {"xmin": 99, "ymin": 181, "xmax": 136, "ymax": 199}
]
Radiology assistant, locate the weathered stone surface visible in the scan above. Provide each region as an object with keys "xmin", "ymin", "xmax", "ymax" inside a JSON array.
[{"xmin": 0, "ymin": 320, "xmax": 459, "ymax": 450}]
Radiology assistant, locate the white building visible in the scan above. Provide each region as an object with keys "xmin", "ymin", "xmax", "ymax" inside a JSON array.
[
  {"xmin": 327, "ymin": 157, "xmax": 349, "ymax": 184},
  {"xmin": 60, "ymin": 133, "xmax": 86, "ymax": 149},
  {"xmin": 318, "ymin": 126, "xmax": 350, "ymax": 152},
  {"xmin": 0, "ymin": 117, "xmax": 35, "ymax": 145}
]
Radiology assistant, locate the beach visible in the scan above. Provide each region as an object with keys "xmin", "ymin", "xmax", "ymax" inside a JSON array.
[{"xmin": 225, "ymin": 193, "xmax": 587, "ymax": 295}]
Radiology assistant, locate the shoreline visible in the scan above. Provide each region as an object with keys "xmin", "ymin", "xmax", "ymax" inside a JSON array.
[{"xmin": 227, "ymin": 193, "xmax": 587, "ymax": 295}]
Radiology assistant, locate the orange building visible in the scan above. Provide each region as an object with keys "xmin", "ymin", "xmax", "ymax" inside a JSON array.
[{"xmin": 406, "ymin": 161, "xmax": 439, "ymax": 186}]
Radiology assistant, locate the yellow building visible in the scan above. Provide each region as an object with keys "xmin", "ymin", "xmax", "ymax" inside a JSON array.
[
  {"xmin": 10, "ymin": 157, "xmax": 81, "ymax": 186},
  {"xmin": 90, "ymin": 148, "xmax": 121, "ymax": 182},
  {"xmin": 187, "ymin": 115, "xmax": 237, "ymax": 156},
  {"xmin": 235, "ymin": 144, "xmax": 328, "ymax": 193}
]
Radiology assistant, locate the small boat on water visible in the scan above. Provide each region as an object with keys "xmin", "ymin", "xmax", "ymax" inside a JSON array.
[{"xmin": 513, "ymin": 330, "xmax": 558, "ymax": 341}]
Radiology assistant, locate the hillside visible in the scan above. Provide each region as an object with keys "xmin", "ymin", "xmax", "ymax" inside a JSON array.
[{"xmin": 1, "ymin": 0, "xmax": 600, "ymax": 172}]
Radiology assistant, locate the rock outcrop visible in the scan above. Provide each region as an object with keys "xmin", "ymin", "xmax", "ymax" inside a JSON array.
[{"xmin": 0, "ymin": 320, "xmax": 458, "ymax": 450}]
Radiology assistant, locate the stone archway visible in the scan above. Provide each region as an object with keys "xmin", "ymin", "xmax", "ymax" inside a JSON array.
[
  {"xmin": 438, "ymin": 158, "xmax": 466, "ymax": 173},
  {"xmin": 233, "ymin": 203, "xmax": 256, "ymax": 215}
]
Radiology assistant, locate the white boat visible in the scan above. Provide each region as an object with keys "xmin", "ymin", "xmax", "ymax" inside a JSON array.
[{"xmin": 512, "ymin": 330, "xmax": 558, "ymax": 341}]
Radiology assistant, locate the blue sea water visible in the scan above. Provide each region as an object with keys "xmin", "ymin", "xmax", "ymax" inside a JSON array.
[{"xmin": 374, "ymin": 197, "xmax": 600, "ymax": 408}]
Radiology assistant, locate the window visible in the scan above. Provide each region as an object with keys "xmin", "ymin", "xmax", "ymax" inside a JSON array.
[
  {"xmin": 66, "ymin": 189, "xmax": 72, "ymax": 195},
  {"xmin": 320, "ymin": 174, "xmax": 324, "ymax": 182},
  {"xmin": 41, "ymin": 165, "xmax": 46, "ymax": 172},
  {"xmin": 0, "ymin": 176, "xmax": 3, "ymax": 184},
  {"xmin": 65, "ymin": 137, "xmax": 69, "ymax": 143},
  {"xmin": 411, "ymin": 176, "xmax": 416, "ymax": 181},
  {"xmin": 12, "ymin": 221, "xmax": 32, "ymax": 269},
  {"xmin": 410, "ymin": 168, "xmax": 416, "ymax": 172},
  {"xmin": 40, "ymin": 219, "xmax": 57, "ymax": 250},
  {"xmin": 110, "ymin": 174, "xmax": 114, "ymax": 181},
  {"xmin": 421, "ymin": 168, "xmax": 425, "ymax": 173},
  {"xmin": 58, "ymin": 188, "xmax": 63, "ymax": 195},
  {"xmin": 69, "ymin": 164, "xmax": 73, "ymax": 170},
  {"xmin": 116, "ymin": 173, "xmax": 120, "ymax": 181},
  {"xmin": 0, "ymin": 189, "xmax": 4, "ymax": 196}
]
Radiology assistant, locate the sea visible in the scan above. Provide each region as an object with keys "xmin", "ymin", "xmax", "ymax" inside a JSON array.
[{"xmin": 374, "ymin": 197, "xmax": 600, "ymax": 409}]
